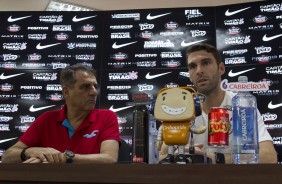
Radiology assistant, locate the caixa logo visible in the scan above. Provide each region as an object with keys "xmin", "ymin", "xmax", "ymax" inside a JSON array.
[{"xmin": 262, "ymin": 112, "xmax": 277, "ymax": 122}]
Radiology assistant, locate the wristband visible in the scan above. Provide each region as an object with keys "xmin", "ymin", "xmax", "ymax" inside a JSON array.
[{"xmin": 20, "ymin": 148, "xmax": 28, "ymax": 161}]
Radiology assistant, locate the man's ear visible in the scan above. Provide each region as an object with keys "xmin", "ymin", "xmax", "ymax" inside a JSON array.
[
  {"xmin": 219, "ymin": 62, "xmax": 225, "ymax": 76},
  {"xmin": 62, "ymin": 86, "xmax": 70, "ymax": 99}
]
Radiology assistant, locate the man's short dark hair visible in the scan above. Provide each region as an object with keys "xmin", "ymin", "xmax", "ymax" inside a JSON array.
[
  {"xmin": 186, "ymin": 43, "xmax": 223, "ymax": 65},
  {"xmin": 60, "ymin": 63, "xmax": 96, "ymax": 88}
]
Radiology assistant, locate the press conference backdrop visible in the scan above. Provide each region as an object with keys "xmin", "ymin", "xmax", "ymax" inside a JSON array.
[{"xmin": 0, "ymin": 0, "xmax": 281, "ymax": 162}]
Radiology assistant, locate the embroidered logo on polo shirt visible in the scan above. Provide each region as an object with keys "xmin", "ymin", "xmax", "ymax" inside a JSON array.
[{"xmin": 83, "ymin": 130, "xmax": 99, "ymax": 138}]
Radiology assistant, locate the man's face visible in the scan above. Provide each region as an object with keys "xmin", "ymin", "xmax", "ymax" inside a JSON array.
[
  {"xmin": 187, "ymin": 50, "xmax": 224, "ymax": 95},
  {"xmin": 64, "ymin": 70, "xmax": 98, "ymax": 111}
]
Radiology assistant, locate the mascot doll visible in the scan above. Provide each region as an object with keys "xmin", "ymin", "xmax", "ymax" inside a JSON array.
[{"xmin": 154, "ymin": 87, "xmax": 206, "ymax": 164}]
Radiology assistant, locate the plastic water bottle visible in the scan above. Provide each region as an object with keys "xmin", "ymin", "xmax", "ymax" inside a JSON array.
[{"xmin": 232, "ymin": 76, "xmax": 259, "ymax": 164}]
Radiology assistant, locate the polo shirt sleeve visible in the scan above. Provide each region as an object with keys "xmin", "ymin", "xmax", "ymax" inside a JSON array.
[{"xmin": 99, "ymin": 110, "xmax": 121, "ymax": 143}]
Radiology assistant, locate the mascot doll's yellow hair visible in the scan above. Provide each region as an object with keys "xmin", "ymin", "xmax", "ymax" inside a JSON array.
[{"xmin": 154, "ymin": 86, "xmax": 206, "ymax": 164}]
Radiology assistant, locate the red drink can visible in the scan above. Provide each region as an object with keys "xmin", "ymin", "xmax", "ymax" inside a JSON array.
[{"xmin": 208, "ymin": 107, "xmax": 229, "ymax": 146}]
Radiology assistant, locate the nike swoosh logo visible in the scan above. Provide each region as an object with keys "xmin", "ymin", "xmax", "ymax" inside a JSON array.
[
  {"xmin": 29, "ymin": 105, "xmax": 56, "ymax": 112},
  {"xmin": 112, "ymin": 41, "xmax": 137, "ymax": 49},
  {"xmin": 262, "ymin": 34, "xmax": 282, "ymax": 42},
  {"xmin": 0, "ymin": 137, "xmax": 18, "ymax": 144},
  {"xmin": 225, "ymin": 7, "xmax": 251, "ymax": 16},
  {"xmin": 268, "ymin": 101, "xmax": 282, "ymax": 109},
  {"xmin": 0, "ymin": 73, "xmax": 24, "ymax": 80},
  {"xmin": 181, "ymin": 39, "xmax": 207, "ymax": 47},
  {"xmin": 145, "ymin": 72, "xmax": 172, "ymax": 79},
  {"xmin": 72, "ymin": 15, "xmax": 97, "ymax": 22},
  {"xmin": 36, "ymin": 43, "xmax": 61, "ymax": 50},
  {"xmin": 228, "ymin": 68, "xmax": 255, "ymax": 77},
  {"xmin": 109, "ymin": 105, "xmax": 134, "ymax": 112},
  {"xmin": 7, "ymin": 15, "xmax": 32, "ymax": 22},
  {"xmin": 146, "ymin": 12, "xmax": 172, "ymax": 20}
]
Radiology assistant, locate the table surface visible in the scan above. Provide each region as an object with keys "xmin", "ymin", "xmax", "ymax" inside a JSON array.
[{"xmin": 0, "ymin": 163, "xmax": 281, "ymax": 184}]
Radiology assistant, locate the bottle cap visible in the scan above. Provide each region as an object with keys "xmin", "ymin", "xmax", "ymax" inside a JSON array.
[{"xmin": 238, "ymin": 76, "xmax": 248, "ymax": 82}]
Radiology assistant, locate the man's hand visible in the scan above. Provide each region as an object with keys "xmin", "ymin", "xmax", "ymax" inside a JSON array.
[{"xmin": 25, "ymin": 147, "xmax": 65, "ymax": 163}]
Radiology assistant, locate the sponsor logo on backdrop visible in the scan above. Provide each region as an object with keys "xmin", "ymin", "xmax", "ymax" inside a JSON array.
[
  {"xmin": 179, "ymin": 72, "xmax": 189, "ymax": 78},
  {"xmin": 46, "ymin": 84, "xmax": 62, "ymax": 91},
  {"xmin": 75, "ymin": 54, "xmax": 95, "ymax": 61},
  {"xmin": 139, "ymin": 23, "xmax": 154, "ymax": 30},
  {"xmin": 72, "ymin": 15, "xmax": 97, "ymax": 22},
  {"xmin": 111, "ymin": 13, "xmax": 140, "ymax": 21},
  {"xmin": 8, "ymin": 15, "xmax": 32, "ymax": 22},
  {"xmin": 67, "ymin": 43, "xmax": 96, "ymax": 49},
  {"xmin": 252, "ymin": 55, "xmax": 277, "ymax": 63},
  {"xmin": 47, "ymin": 93, "xmax": 64, "ymax": 101},
  {"xmin": 3, "ymin": 42, "xmax": 27, "ymax": 50},
  {"xmin": 147, "ymin": 12, "xmax": 171, "ymax": 20},
  {"xmin": 268, "ymin": 101, "xmax": 282, "ymax": 109},
  {"xmin": 222, "ymin": 49, "xmax": 248, "ymax": 56},
  {"xmin": 253, "ymin": 89, "xmax": 279, "ymax": 96},
  {"xmin": 255, "ymin": 46, "xmax": 271, "ymax": 54},
  {"xmin": 0, "ymin": 62, "xmax": 17, "ymax": 69},
  {"xmin": 118, "ymin": 117, "xmax": 127, "ymax": 124},
  {"xmin": 262, "ymin": 34, "xmax": 282, "ymax": 41},
  {"xmin": 109, "ymin": 105, "xmax": 134, "ymax": 112},
  {"xmin": 165, "ymin": 82, "xmax": 179, "ymax": 88},
  {"xmin": 181, "ymin": 39, "xmax": 206, "ymax": 47},
  {"xmin": 48, "ymin": 54, "xmax": 72, "ymax": 60},
  {"xmin": 109, "ymin": 71, "xmax": 138, "ymax": 81},
  {"xmin": 144, "ymin": 40, "xmax": 174, "ymax": 48},
  {"xmin": 111, "ymin": 32, "xmax": 131, "ymax": 39},
  {"xmin": 0, "ymin": 73, "xmax": 24, "ymax": 80},
  {"xmin": 160, "ymin": 31, "xmax": 183, "ymax": 36},
  {"xmin": 33, "ymin": 73, "xmax": 57, "ymax": 81},
  {"xmin": 2, "ymin": 54, "xmax": 19, "ymax": 61},
  {"xmin": 28, "ymin": 53, "xmax": 41, "ymax": 61},
  {"xmin": 266, "ymin": 65, "xmax": 282, "ymax": 75},
  {"xmin": 161, "ymin": 51, "xmax": 182, "ymax": 58},
  {"xmin": 28, "ymin": 34, "xmax": 47, "ymax": 40},
  {"xmin": 77, "ymin": 35, "xmax": 98, "ymax": 39},
  {"xmin": 29, "ymin": 105, "xmax": 56, "ymax": 112},
  {"xmin": 27, "ymin": 27, "xmax": 48, "ymax": 30},
  {"xmin": 112, "ymin": 41, "xmax": 137, "ymax": 49},
  {"xmin": 228, "ymin": 68, "xmax": 255, "ymax": 77},
  {"xmin": 0, "ymin": 115, "xmax": 13, "ymax": 122},
  {"xmin": 191, "ymin": 29, "xmax": 206, "ymax": 37},
  {"xmin": 136, "ymin": 61, "xmax": 156, "ymax": 67},
  {"xmin": 47, "ymin": 62, "xmax": 69, "ymax": 69},
  {"xmin": 140, "ymin": 31, "xmax": 153, "ymax": 38},
  {"xmin": 260, "ymin": 4, "xmax": 281, "ymax": 12},
  {"xmin": 20, "ymin": 115, "xmax": 35, "ymax": 123},
  {"xmin": 52, "ymin": 25, "xmax": 72, "ymax": 31},
  {"xmin": 145, "ymin": 72, "xmax": 171, "ymax": 79},
  {"xmin": 22, "ymin": 63, "xmax": 45, "ymax": 68},
  {"xmin": 225, "ymin": 36, "xmax": 251, "ymax": 45},
  {"xmin": 224, "ymin": 18, "xmax": 244, "ymax": 26},
  {"xmin": 107, "ymin": 85, "xmax": 132, "ymax": 90},
  {"xmin": 259, "ymin": 78, "xmax": 279, "ymax": 86},
  {"xmin": 0, "ymin": 104, "xmax": 18, "ymax": 112},
  {"xmin": 248, "ymin": 25, "xmax": 274, "ymax": 31},
  {"xmin": 135, "ymin": 53, "xmax": 157, "ymax": 58},
  {"xmin": 226, "ymin": 27, "xmax": 241, "ymax": 35},
  {"xmin": 0, "ymin": 137, "xmax": 17, "ymax": 143},
  {"xmin": 111, "ymin": 52, "xmax": 128, "ymax": 60},
  {"xmin": 272, "ymin": 137, "xmax": 282, "ymax": 145},
  {"xmin": 186, "ymin": 22, "xmax": 210, "ymax": 26},
  {"xmin": 161, "ymin": 60, "xmax": 181, "ymax": 68},
  {"xmin": 110, "ymin": 25, "xmax": 133, "ymax": 29},
  {"xmin": 81, "ymin": 24, "xmax": 95, "ymax": 32},
  {"xmin": 36, "ymin": 43, "xmax": 61, "ymax": 50},
  {"xmin": 138, "ymin": 84, "xmax": 154, "ymax": 91},
  {"xmin": 1, "ymin": 34, "xmax": 24, "ymax": 39},
  {"xmin": 253, "ymin": 15, "xmax": 268, "ymax": 23},
  {"xmin": 225, "ymin": 57, "xmax": 246, "ymax": 64},
  {"xmin": 39, "ymin": 15, "xmax": 63, "ymax": 23},
  {"xmin": 0, "ymin": 83, "xmax": 13, "ymax": 91},
  {"xmin": 185, "ymin": 9, "xmax": 203, "ymax": 19},
  {"xmin": 165, "ymin": 22, "xmax": 178, "ymax": 30},
  {"xmin": 55, "ymin": 33, "xmax": 69, "ymax": 40},
  {"xmin": 0, "ymin": 94, "xmax": 17, "ymax": 100},
  {"xmin": 15, "ymin": 125, "xmax": 30, "ymax": 132},
  {"xmin": 0, "ymin": 124, "xmax": 10, "ymax": 131},
  {"xmin": 7, "ymin": 24, "xmax": 21, "ymax": 32},
  {"xmin": 225, "ymin": 7, "xmax": 251, "ymax": 16},
  {"xmin": 20, "ymin": 86, "xmax": 42, "ymax": 90},
  {"xmin": 262, "ymin": 112, "xmax": 278, "ymax": 122},
  {"xmin": 266, "ymin": 124, "xmax": 282, "ymax": 129},
  {"xmin": 107, "ymin": 94, "xmax": 129, "ymax": 101},
  {"xmin": 20, "ymin": 94, "xmax": 40, "ymax": 100}
]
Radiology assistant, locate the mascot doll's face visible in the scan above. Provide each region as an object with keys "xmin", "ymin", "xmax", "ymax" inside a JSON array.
[{"xmin": 154, "ymin": 87, "xmax": 195, "ymax": 122}]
